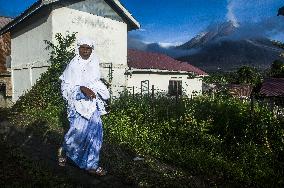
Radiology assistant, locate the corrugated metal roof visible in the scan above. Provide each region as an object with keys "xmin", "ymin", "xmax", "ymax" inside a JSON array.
[
  {"xmin": 0, "ymin": 16, "xmax": 13, "ymax": 29},
  {"xmin": 260, "ymin": 78, "xmax": 284, "ymax": 97},
  {"xmin": 127, "ymin": 49, "xmax": 207, "ymax": 75}
]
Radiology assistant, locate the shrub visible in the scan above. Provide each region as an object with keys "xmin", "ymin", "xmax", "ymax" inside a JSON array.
[
  {"xmin": 103, "ymin": 94, "xmax": 284, "ymax": 186},
  {"xmin": 11, "ymin": 32, "xmax": 76, "ymax": 133}
]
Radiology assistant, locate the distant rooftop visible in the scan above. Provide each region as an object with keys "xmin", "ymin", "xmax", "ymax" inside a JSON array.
[
  {"xmin": 127, "ymin": 49, "xmax": 207, "ymax": 76},
  {"xmin": 0, "ymin": 16, "xmax": 13, "ymax": 30},
  {"xmin": 260, "ymin": 78, "xmax": 284, "ymax": 97}
]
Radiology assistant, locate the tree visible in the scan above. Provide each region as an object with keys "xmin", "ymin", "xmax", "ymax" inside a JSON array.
[
  {"xmin": 236, "ymin": 66, "xmax": 261, "ymax": 85},
  {"xmin": 277, "ymin": 6, "xmax": 284, "ymax": 16},
  {"xmin": 272, "ymin": 40, "xmax": 284, "ymax": 58},
  {"xmin": 270, "ymin": 59, "xmax": 284, "ymax": 78}
]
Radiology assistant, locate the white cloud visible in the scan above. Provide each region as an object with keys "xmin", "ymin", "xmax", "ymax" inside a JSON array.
[
  {"xmin": 158, "ymin": 42, "xmax": 183, "ymax": 48},
  {"xmin": 138, "ymin": 28, "xmax": 146, "ymax": 32}
]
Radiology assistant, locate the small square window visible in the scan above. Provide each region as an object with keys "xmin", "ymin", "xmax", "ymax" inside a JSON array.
[{"xmin": 168, "ymin": 80, "xmax": 182, "ymax": 96}]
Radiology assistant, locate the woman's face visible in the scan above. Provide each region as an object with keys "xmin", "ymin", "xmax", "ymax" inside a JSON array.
[{"xmin": 79, "ymin": 44, "xmax": 93, "ymax": 60}]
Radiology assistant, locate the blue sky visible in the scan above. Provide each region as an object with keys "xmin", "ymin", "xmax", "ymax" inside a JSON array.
[{"xmin": 0, "ymin": 0, "xmax": 283, "ymax": 45}]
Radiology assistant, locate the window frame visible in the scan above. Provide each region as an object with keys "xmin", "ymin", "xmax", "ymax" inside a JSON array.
[{"xmin": 168, "ymin": 80, "xmax": 182, "ymax": 96}]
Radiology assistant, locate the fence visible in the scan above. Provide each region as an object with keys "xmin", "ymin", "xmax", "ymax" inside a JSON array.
[
  {"xmin": 123, "ymin": 84, "xmax": 189, "ymax": 105},
  {"xmin": 109, "ymin": 83, "xmax": 284, "ymax": 121}
]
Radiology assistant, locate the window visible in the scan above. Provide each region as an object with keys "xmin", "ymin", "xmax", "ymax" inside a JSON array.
[
  {"xmin": 168, "ymin": 80, "xmax": 182, "ymax": 96},
  {"xmin": 0, "ymin": 84, "xmax": 6, "ymax": 99},
  {"xmin": 141, "ymin": 80, "xmax": 149, "ymax": 95}
]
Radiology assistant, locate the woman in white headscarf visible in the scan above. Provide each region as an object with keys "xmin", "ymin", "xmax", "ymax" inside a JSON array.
[{"xmin": 58, "ymin": 37, "xmax": 109, "ymax": 176}]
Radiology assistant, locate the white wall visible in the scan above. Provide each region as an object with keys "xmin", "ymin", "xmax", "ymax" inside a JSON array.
[
  {"xmin": 11, "ymin": 1, "xmax": 130, "ymax": 101},
  {"xmin": 65, "ymin": 0, "xmax": 124, "ymax": 22},
  {"xmin": 12, "ymin": 68, "xmax": 32, "ymax": 99},
  {"xmin": 11, "ymin": 13, "xmax": 52, "ymax": 101},
  {"xmin": 51, "ymin": 6, "xmax": 128, "ymax": 97},
  {"xmin": 127, "ymin": 72, "xmax": 203, "ymax": 97}
]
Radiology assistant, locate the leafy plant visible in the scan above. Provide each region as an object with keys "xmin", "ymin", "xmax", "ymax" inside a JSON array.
[
  {"xmin": 11, "ymin": 32, "xmax": 76, "ymax": 132},
  {"xmin": 103, "ymin": 94, "xmax": 284, "ymax": 187}
]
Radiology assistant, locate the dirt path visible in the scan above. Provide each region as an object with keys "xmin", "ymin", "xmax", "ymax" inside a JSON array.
[{"xmin": 0, "ymin": 120, "xmax": 134, "ymax": 187}]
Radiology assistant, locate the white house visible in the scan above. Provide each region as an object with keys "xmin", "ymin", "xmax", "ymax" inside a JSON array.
[
  {"xmin": 0, "ymin": 0, "xmax": 140, "ymax": 101},
  {"xmin": 126, "ymin": 49, "xmax": 207, "ymax": 97}
]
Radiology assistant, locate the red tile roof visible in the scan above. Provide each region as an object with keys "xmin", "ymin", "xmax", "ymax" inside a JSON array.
[
  {"xmin": 0, "ymin": 16, "xmax": 12, "ymax": 29},
  {"xmin": 260, "ymin": 78, "xmax": 284, "ymax": 97},
  {"xmin": 127, "ymin": 49, "xmax": 207, "ymax": 75}
]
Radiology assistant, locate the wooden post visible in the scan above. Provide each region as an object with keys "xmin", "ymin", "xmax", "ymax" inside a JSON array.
[
  {"xmin": 151, "ymin": 85, "xmax": 154, "ymax": 99},
  {"xmin": 250, "ymin": 94, "xmax": 254, "ymax": 119},
  {"xmin": 151, "ymin": 85, "xmax": 155, "ymax": 115}
]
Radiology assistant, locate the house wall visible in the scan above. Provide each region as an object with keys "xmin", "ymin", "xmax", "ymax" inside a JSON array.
[
  {"xmin": 126, "ymin": 72, "xmax": 203, "ymax": 97},
  {"xmin": 10, "ymin": 0, "xmax": 129, "ymax": 101},
  {"xmin": 51, "ymin": 1, "xmax": 128, "ymax": 97},
  {"xmin": 10, "ymin": 9, "xmax": 53, "ymax": 101},
  {"xmin": 65, "ymin": 0, "xmax": 124, "ymax": 23}
]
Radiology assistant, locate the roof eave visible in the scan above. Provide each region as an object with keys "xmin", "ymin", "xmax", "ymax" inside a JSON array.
[
  {"xmin": 128, "ymin": 68, "xmax": 205, "ymax": 75},
  {"xmin": 0, "ymin": 0, "xmax": 140, "ymax": 35},
  {"xmin": 105, "ymin": 0, "xmax": 140, "ymax": 30}
]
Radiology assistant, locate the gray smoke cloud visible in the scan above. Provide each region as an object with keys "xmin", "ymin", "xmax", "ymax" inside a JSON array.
[
  {"xmin": 127, "ymin": 33, "xmax": 148, "ymax": 51},
  {"xmin": 225, "ymin": 16, "xmax": 284, "ymax": 41},
  {"xmin": 226, "ymin": 0, "xmax": 240, "ymax": 27},
  {"xmin": 224, "ymin": 0, "xmax": 284, "ymax": 41}
]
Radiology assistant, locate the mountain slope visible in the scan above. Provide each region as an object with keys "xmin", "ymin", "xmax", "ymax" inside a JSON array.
[
  {"xmin": 178, "ymin": 38, "xmax": 281, "ymax": 71},
  {"xmin": 177, "ymin": 21, "xmax": 236, "ymax": 49},
  {"xmin": 175, "ymin": 21, "xmax": 283, "ymax": 71}
]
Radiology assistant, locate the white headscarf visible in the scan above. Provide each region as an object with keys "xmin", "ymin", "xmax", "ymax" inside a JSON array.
[
  {"xmin": 59, "ymin": 37, "xmax": 101, "ymax": 87},
  {"xmin": 59, "ymin": 37, "xmax": 110, "ymax": 119}
]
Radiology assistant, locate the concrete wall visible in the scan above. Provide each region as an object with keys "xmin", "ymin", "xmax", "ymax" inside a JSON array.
[
  {"xmin": 126, "ymin": 72, "xmax": 203, "ymax": 97},
  {"xmin": 8, "ymin": 0, "xmax": 130, "ymax": 101},
  {"xmin": 51, "ymin": 2, "xmax": 128, "ymax": 96},
  {"xmin": 10, "ymin": 0, "xmax": 129, "ymax": 101},
  {"xmin": 11, "ymin": 10, "xmax": 52, "ymax": 101},
  {"xmin": 66, "ymin": 0, "xmax": 124, "ymax": 23}
]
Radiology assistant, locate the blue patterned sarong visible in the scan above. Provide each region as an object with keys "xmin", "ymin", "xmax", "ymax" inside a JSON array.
[{"xmin": 63, "ymin": 109, "xmax": 103, "ymax": 170}]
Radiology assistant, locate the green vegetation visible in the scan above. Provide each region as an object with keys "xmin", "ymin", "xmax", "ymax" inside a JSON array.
[
  {"xmin": 104, "ymin": 93, "xmax": 284, "ymax": 187},
  {"xmin": 269, "ymin": 59, "xmax": 284, "ymax": 78},
  {"xmin": 5, "ymin": 33, "xmax": 284, "ymax": 187},
  {"xmin": 271, "ymin": 40, "xmax": 284, "ymax": 77},
  {"xmin": 203, "ymin": 66, "xmax": 262, "ymax": 86},
  {"xmin": 273, "ymin": 40, "xmax": 284, "ymax": 58},
  {"xmin": 10, "ymin": 33, "xmax": 76, "ymax": 133}
]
